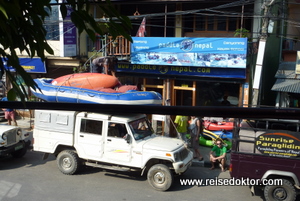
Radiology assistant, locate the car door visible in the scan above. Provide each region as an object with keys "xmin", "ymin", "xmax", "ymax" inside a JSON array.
[
  {"xmin": 75, "ymin": 118, "xmax": 104, "ymax": 161},
  {"xmin": 104, "ymin": 122, "xmax": 132, "ymax": 163}
]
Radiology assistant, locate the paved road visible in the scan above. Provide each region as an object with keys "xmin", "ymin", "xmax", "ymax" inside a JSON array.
[{"xmin": 0, "ymin": 149, "xmax": 269, "ymax": 201}]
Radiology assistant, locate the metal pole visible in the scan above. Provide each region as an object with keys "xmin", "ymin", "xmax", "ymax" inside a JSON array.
[
  {"xmin": 252, "ymin": 0, "xmax": 275, "ymax": 107},
  {"xmin": 164, "ymin": 4, "xmax": 167, "ymax": 37},
  {"xmin": 240, "ymin": 4, "xmax": 244, "ymax": 38}
]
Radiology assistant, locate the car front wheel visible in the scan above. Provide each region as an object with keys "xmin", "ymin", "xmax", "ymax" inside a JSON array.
[{"xmin": 147, "ymin": 164, "xmax": 173, "ymax": 191}]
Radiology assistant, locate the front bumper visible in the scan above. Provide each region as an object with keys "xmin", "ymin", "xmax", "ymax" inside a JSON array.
[
  {"xmin": 173, "ymin": 150, "xmax": 193, "ymax": 174},
  {"xmin": 0, "ymin": 140, "xmax": 31, "ymax": 156}
]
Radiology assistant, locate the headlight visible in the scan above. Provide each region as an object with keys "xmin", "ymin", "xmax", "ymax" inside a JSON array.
[
  {"xmin": 17, "ymin": 129, "xmax": 22, "ymax": 136},
  {"xmin": 2, "ymin": 133, "xmax": 7, "ymax": 140},
  {"xmin": 174, "ymin": 152, "xmax": 180, "ymax": 162}
]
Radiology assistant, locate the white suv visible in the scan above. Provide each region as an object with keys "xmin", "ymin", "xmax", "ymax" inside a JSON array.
[{"xmin": 0, "ymin": 125, "xmax": 30, "ymax": 158}]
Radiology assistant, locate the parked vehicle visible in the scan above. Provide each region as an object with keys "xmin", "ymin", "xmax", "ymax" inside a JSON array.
[
  {"xmin": 230, "ymin": 118, "xmax": 300, "ymax": 201},
  {"xmin": 33, "ymin": 110, "xmax": 193, "ymax": 191},
  {"xmin": 0, "ymin": 125, "xmax": 30, "ymax": 158}
]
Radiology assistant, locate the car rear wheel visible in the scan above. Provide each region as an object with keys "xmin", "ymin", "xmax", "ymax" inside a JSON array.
[
  {"xmin": 264, "ymin": 179, "xmax": 296, "ymax": 201},
  {"xmin": 57, "ymin": 150, "xmax": 81, "ymax": 175}
]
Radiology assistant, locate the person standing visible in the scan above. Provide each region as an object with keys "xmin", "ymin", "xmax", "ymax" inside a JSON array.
[
  {"xmin": 174, "ymin": 115, "xmax": 188, "ymax": 142},
  {"xmin": 91, "ymin": 57, "xmax": 105, "ymax": 74},
  {"xmin": 1, "ymin": 96, "xmax": 18, "ymax": 126},
  {"xmin": 188, "ymin": 116, "xmax": 203, "ymax": 161},
  {"xmin": 221, "ymin": 95, "xmax": 231, "ymax": 106},
  {"xmin": 91, "ymin": 56, "xmax": 117, "ymax": 77}
]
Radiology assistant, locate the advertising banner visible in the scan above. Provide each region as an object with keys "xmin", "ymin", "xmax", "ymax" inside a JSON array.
[
  {"xmin": 4, "ymin": 58, "xmax": 46, "ymax": 73},
  {"xmin": 131, "ymin": 37, "xmax": 247, "ymax": 68},
  {"xmin": 61, "ymin": 1, "xmax": 77, "ymax": 57},
  {"xmin": 255, "ymin": 132, "xmax": 300, "ymax": 158},
  {"xmin": 116, "ymin": 63, "xmax": 246, "ymax": 79}
]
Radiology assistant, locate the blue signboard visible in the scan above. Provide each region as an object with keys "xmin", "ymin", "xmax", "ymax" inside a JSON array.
[
  {"xmin": 63, "ymin": 3, "xmax": 77, "ymax": 57},
  {"xmin": 131, "ymin": 37, "xmax": 247, "ymax": 68},
  {"xmin": 116, "ymin": 63, "xmax": 246, "ymax": 79},
  {"xmin": 3, "ymin": 58, "xmax": 47, "ymax": 73}
]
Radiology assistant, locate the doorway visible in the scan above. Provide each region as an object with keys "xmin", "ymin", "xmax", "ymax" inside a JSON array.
[{"xmin": 172, "ymin": 80, "xmax": 196, "ymax": 106}]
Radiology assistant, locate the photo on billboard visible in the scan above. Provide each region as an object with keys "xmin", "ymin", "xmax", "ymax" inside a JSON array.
[{"xmin": 131, "ymin": 37, "xmax": 247, "ymax": 68}]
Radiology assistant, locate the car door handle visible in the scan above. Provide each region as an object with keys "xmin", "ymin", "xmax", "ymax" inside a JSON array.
[
  {"xmin": 80, "ymin": 135, "xmax": 84, "ymax": 137},
  {"xmin": 107, "ymin": 139, "xmax": 111, "ymax": 141}
]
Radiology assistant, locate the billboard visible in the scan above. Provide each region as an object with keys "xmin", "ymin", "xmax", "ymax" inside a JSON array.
[
  {"xmin": 60, "ymin": 0, "xmax": 77, "ymax": 57},
  {"xmin": 255, "ymin": 132, "xmax": 300, "ymax": 158},
  {"xmin": 131, "ymin": 37, "xmax": 247, "ymax": 68},
  {"xmin": 116, "ymin": 63, "xmax": 246, "ymax": 79},
  {"xmin": 3, "ymin": 58, "xmax": 46, "ymax": 73}
]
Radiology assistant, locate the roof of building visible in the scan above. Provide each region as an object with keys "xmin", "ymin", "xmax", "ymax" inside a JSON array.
[{"xmin": 271, "ymin": 62, "xmax": 300, "ymax": 93}]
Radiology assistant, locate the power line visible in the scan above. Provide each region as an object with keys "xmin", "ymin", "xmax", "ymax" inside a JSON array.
[
  {"xmin": 43, "ymin": 0, "xmax": 300, "ymax": 42},
  {"xmin": 107, "ymin": 0, "xmax": 256, "ymax": 21}
]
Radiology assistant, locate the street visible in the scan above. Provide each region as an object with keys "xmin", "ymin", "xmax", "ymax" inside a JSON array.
[{"xmin": 0, "ymin": 149, "xmax": 268, "ymax": 201}]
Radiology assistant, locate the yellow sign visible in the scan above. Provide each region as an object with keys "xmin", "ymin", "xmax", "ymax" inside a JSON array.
[{"xmin": 255, "ymin": 132, "xmax": 300, "ymax": 158}]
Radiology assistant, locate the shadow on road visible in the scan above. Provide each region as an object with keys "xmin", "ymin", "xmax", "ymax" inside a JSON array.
[
  {"xmin": 0, "ymin": 150, "xmax": 55, "ymax": 170},
  {"xmin": 103, "ymin": 170, "xmax": 146, "ymax": 182}
]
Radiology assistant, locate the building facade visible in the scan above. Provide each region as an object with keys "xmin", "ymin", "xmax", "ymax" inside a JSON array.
[
  {"xmin": 20, "ymin": 0, "xmax": 265, "ymax": 109},
  {"xmin": 83, "ymin": 0, "xmax": 258, "ymax": 107}
]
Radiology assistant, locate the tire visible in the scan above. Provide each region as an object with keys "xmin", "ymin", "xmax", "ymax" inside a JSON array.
[
  {"xmin": 264, "ymin": 179, "xmax": 296, "ymax": 201},
  {"xmin": 57, "ymin": 150, "xmax": 81, "ymax": 175},
  {"xmin": 147, "ymin": 164, "xmax": 173, "ymax": 191},
  {"xmin": 11, "ymin": 141, "xmax": 27, "ymax": 158}
]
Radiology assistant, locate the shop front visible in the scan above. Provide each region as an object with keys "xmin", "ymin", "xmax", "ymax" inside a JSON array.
[
  {"xmin": 116, "ymin": 64, "xmax": 245, "ymax": 107},
  {"xmin": 117, "ymin": 37, "xmax": 248, "ymax": 107},
  {"xmin": 115, "ymin": 37, "xmax": 248, "ymax": 135}
]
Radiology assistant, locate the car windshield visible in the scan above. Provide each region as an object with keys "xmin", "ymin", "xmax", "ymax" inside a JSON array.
[{"xmin": 129, "ymin": 118, "xmax": 154, "ymax": 140}]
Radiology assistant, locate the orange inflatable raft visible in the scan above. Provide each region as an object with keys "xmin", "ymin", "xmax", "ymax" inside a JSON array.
[
  {"xmin": 204, "ymin": 120, "xmax": 234, "ymax": 131},
  {"xmin": 51, "ymin": 73, "xmax": 119, "ymax": 89}
]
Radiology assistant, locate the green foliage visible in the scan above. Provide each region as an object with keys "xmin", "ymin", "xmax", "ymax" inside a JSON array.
[
  {"xmin": 73, "ymin": 65, "xmax": 87, "ymax": 73},
  {"xmin": 7, "ymin": 88, "xmax": 17, "ymax": 102},
  {"xmin": 234, "ymin": 28, "xmax": 249, "ymax": 38},
  {"xmin": 0, "ymin": 0, "xmax": 132, "ymax": 103},
  {"xmin": 60, "ymin": 0, "xmax": 132, "ymax": 42}
]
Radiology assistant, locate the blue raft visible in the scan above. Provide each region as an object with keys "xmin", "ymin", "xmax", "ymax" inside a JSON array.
[{"xmin": 31, "ymin": 78, "xmax": 163, "ymax": 105}]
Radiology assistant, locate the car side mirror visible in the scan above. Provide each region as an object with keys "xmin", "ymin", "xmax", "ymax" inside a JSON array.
[{"xmin": 124, "ymin": 134, "xmax": 131, "ymax": 143}]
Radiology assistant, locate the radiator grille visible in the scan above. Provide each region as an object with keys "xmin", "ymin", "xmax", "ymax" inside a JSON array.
[
  {"xmin": 6, "ymin": 130, "xmax": 17, "ymax": 146},
  {"xmin": 179, "ymin": 147, "xmax": 189, "ymax": 160}
]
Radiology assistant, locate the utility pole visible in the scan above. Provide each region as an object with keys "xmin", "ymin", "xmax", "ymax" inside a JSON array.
[{"xmin": 252, "ymin": 0, "xmax": 276, "ymax": 107}]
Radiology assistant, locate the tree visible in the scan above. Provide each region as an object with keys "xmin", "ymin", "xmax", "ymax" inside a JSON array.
[{"xmin": 0, "ymin": 0, "xmax": 132, "ymax": 101}]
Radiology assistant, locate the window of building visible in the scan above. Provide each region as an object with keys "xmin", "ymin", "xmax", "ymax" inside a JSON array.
[
  {"xmin": 195, "ymin": 15, "xmax": 239, "ymax": 32},
  {"xmin": 44, "ymin": 0, "xmax": 59, "ymax": 40}
]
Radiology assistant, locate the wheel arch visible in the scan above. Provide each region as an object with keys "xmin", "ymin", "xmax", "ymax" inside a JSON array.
[
  {"xmin": 141, "ymin": 158, "xmax": 173, "ymax": 176},
  {"xmin": 54, "ymin": 145, "xmax": 76, "ymax": 157},
  {"xmin": 262, "ymin": 170, "xmax": 300, "ymax": 188}
]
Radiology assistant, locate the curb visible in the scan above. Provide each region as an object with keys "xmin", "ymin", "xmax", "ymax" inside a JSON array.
[{"xmin": 192, "ymin": 159, "xmax": 205, "ymax": 167}]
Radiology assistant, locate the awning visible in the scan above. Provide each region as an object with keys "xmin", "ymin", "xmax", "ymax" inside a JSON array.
[
  {"xmin": 271, "ymin": 62, "xmax": 300, "ymax": 93},
  {"xmin": 272, "ymin": 79, "xmax": 300, "ymax": 93},
  {"xmin": 3, "ymin": 58, "xmax": 47, "ymax": 73}
]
